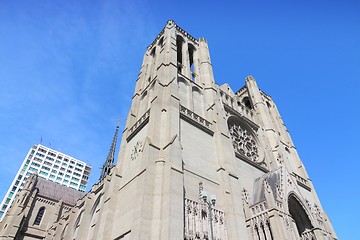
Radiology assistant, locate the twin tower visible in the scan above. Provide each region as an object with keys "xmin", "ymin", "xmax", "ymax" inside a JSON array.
[{"xmin": 17, "ymin": 20, "xmax": 339, "ymax": 239}]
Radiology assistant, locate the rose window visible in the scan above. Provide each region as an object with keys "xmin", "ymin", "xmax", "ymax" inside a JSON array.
[{"xmin": 229, "ymin": 124, "xmax": 259, "ymax": 162}]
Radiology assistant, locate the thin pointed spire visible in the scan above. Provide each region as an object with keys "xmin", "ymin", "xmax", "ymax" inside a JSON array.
[{"xmin": 99, "ymin": 121, "xmax": 120, "ymax": 180}]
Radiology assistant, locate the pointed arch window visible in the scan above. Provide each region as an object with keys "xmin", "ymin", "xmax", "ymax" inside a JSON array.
[
  {"xmin": 60, "ymin": 223, "xmax": 68, "ymax": 239},
  {"xmin": 33, "ymin": 206, "xmax": 45, "ymax": 225},
  {"xmin": 90, "ymin": 195, "xmax": 102, "ymax": 221},
  {"xmin": 188, "ymin": 43, "xmax": 196, "ymax": 81},
  {"xmin": 158, "ymin": 36, "xmax": 164, "ymax": 47},
  {"xmin": 73, "ymin": 210, "xmax": 84, "ymax": 237},
  {"xmin": 87, "ymin": 194, "xmax": 102, "ymax": 239},
  {"xmin": 288, "ymin": 195, "xmax": 314, "ymax": 237},
  {"xmin": 176, "ymin": 35, "xmax": 185, "ymax": 73}
]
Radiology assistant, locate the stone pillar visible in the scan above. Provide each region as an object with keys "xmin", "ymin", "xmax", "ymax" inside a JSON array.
[
  {"xmin": 263, "ymin": 222, "xmax": 272, "ymax": 240},
  {"xmin": 258, "ymin": 224, "xmax": 266, "ymax": 240},
  {"xmin": 198, "ymin": 38, "xmax": 215, "ymax": 86},
  {"xmin": 267, "ymin": 212, "xmax": 288, "ymax": 240},
  {"xmin": 182, "ymin": 40, "xmax": 190, "ymax": 78},
  {"xmin": 245, "ymin": 76, "xmax": 279, "ymax": 170},
  {"xmin": 193, "ymin": 49, "xmax": 200, "ymax": 82},
  {"xmin": 153, "ymin": 41, "xmax": 162, "ymax": 78},
  {"xmin": 250, "ymin": 220, "xmax": 259, "ymax": 240}
]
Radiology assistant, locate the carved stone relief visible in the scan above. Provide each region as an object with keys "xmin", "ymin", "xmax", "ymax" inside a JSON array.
[
  {"xmin": 131, "ymin": 141, "xmax": 143, "ymax": 161},
  {"xmin": 229, "ymin": 124, "xmax": 259, "ymax": 162},
  {"xmin": 242, "ymin": 188, "xmax": 250, "ymax": 205},
  {"xmin": 184, "ymin": 198, "xmax": 227, "ymax": 240}
]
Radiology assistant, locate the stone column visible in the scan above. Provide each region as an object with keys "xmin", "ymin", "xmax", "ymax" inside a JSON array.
[
  {"xmin": 182, "ymin": 40, "xmax": 190, "ymax": 78},
  {"xmin": 258, "ymin": 224, "xmax": 266, "ymax": 240},
  {"xmin": 245, "ymin": 75, "xmax": 278, "ymax": 170},
  {"xmin": 193, "ymin": 49, "xmax": 200, "ymax": 82},
  {"xmin": 198, "ymin": 38, "xmax": 215, "ymax": 86},
  {"xmin": 263, "ymin": 222, "xmax": 272, "ymax": 240}
]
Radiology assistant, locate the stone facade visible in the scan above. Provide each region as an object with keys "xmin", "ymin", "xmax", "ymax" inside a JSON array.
[
  {"xmin": 0, "ymin": 20, "xmax": 337, "ymax": 240},
  {"xmin": 0, "ymin": 173, "xmax": 84, "ymax": 239}
]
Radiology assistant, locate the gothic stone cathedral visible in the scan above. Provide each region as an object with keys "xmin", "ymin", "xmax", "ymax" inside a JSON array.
[{"xmin": 0, "ymin": 20, "xmax": 337, "ymax": 240}]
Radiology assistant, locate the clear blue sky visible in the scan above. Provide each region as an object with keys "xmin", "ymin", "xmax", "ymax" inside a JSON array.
[{"xmin": 0, "ymin": 0, "xmax": 359, "ymax": 239}]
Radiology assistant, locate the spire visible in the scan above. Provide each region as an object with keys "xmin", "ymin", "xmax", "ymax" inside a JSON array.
[{"xmin": 99, "ymin": 121, "xmax": 120, "ymax": 180}]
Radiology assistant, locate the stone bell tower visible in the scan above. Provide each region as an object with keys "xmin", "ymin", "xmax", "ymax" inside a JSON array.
[
  {"xmin": 113, "ymin": 20, "xmax": 337, "ymax": 239},
  {"xmin": 114, "ymin": 19, "xmax": 220, "ymax": 239},
  {"xmin": 43, "ymin": 20, "xmax": 337, "ymax": 240}
]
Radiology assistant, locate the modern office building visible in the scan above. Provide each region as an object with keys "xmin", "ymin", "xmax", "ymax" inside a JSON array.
[{"xmin": 0, "ymin": 144, "xmax": 91, "ymax": 220}]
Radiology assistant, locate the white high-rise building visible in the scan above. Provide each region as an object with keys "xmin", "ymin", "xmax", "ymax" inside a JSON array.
[{"xmin": 0, "ymin": 144, "xmax": 91, "ymax": 220}]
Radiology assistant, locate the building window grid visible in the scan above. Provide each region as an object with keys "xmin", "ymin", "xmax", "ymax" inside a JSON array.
[{"xmin": 39, "ymin": 157, "xmax": 83, "ymax": 188}]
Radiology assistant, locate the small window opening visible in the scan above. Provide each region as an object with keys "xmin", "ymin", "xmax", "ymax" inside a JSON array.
[
  {"xmin": 33, "ymin": 207, "xmax": 45, "ymax": 225},
  {"xmin": 150, "ymin": 47, "xmax": 156, "ymax": 57},
  {"xmin": 242, "ymin": 97, "xmax": 252, "ymax": 109},
  {"xmin": 191, "ymin": 72, "xmax": 195, "ymax": 81},
  {"xmin": 189, "ymin": 44, "xmax": 196, "ymax": 81},
  {"xmin": 158, "ymin": 37, "xmax": 164, "ymax": 47},
  {"xmin": 266, "ymin": 101, "xmax": 271, "ymax": 108},
  {"xmin": 176, "ymin": 36, "xmax": 183, "ymax": 66},
  {"xmin": 141, "ymin": 91, "xmax": 148, "ymax": 100}
]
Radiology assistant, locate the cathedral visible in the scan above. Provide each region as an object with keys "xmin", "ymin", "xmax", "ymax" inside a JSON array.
[{"xmin": 0, "ymin": 20, "xmax": 337, "ymax": 240}]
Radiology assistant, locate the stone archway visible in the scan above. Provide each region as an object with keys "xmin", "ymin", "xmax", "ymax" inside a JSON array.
[{"xmin": 288, "ymin": 195, "xmax": 313, "ymax": 237}]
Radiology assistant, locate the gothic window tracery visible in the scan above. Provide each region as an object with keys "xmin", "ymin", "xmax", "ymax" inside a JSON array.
[{"xmin": 229, "ymin": 124, "xmax": 259, "ymax": 162}]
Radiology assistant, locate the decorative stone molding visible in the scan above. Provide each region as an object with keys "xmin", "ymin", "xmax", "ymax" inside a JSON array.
[
  {"xmin": 126, "ymin": 109, "xmax": 150, "ymax": 142},
  {"xmin": 276, "ymin": 152, "xmax": 284, "ymax": 164},
  {"xmin": 179, "ymin": 105, "xmax": 213, "ymax": 136},
  {"xmin": 301, "ymin": 229, "xmax": 316, "ymax": 240},
  {"xmin": 131, "ymin": 141, "xmax": 143, "ymax": 161},
  {"xmin": 229, "ymin": 124, "xmax": 259, "ymax": 162},
  {"xmin": 242, "ymin": 188, "xmax": 250, "ymax": 205},
  {"xmin": 306, "ymin": 200, "xmax": 324, "ymax": 228},
  {"xmin": 220, "ymin": 89, "xmax": 254, "ymax": 119},
  {"xmin": 250, "ymin": 201, "xmax": 268, "ymax": 216},
  {"xmin": 175, "ymin": 24, "xmax": 198, "ymax": 46},
  {"xmin": 249, "ymin": 210, "xmax": 274, "ymax": 240},
  {"xmin": 184, "ymin": 198, "xmax": 227, "ymax": 240},
  {"xmin": 291, "ymin": 172, "xmax": 311, "ymax": 192}
]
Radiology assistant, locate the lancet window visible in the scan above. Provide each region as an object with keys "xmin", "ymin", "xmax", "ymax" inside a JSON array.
[
  {"xmin": 176, "ymin": 35, "xmax": 184, "ymax": 73},
  {"xmin": 73, "ymin": 210, "xmax": 84, "ymax": 237},
  {"xmin": 60, "ymin": 223, "xmax": 68, "ymax": 239},
  {"xmin": 33, "ymin": 206, "xmax": 45, "ymax": 225}
]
